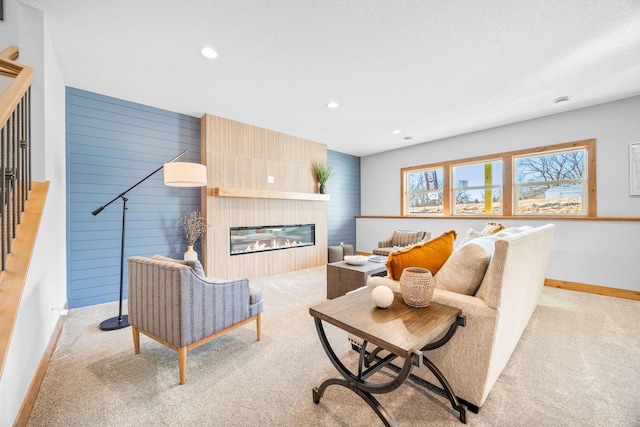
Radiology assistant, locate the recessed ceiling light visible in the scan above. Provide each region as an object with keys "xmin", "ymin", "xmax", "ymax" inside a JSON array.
[
  {"xmin": 201, "ymin": 47, "xmax": 218, "ymax": 59},
  {"xmin": 404, "ymin": 136, "xmax": 413, "ymax": 140},
  {"xmin": 392, "ymin": 130, "xmax": 402, "ymax": 134},
  {"xmin": 326, "ymin": 101, "xmax": 339, "ymax": 109},
  {"xmin": 554, "ymin": 96, "xmax": 571, "ymax": 104}
]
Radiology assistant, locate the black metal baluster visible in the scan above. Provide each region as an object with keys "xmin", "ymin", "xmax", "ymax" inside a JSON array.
[
  {"xmin": 17, "ymin": 96, "xmax": 23, "ymax": 217},
  {"xmin": 27, "ymin": 87, "xmax": 31, "ymax": 192},
  {"xmin": 10, "ymin": 108, "xmax": 16, "ymax": 239},
  {"xmin": 0, "ymin": 87, "xmax": 32, "ymax": 271}
]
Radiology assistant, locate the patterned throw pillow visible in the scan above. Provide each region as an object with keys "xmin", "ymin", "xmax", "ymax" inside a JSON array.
[
  {"xmin": 481, "ymin": 222, "xmax": 505, "ymax": 235},
  {"xmin": 459, "ymin": 222, "xmax": 505, "ymax": 246},
  {"xmin": 385, "ymin": 230, "xmax": 457, "ymax": 280}
]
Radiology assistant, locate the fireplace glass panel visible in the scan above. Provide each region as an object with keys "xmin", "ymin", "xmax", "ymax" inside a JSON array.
[{"xmin": 230, "ymin": 224, "xmax": 315, "ymax": 255}]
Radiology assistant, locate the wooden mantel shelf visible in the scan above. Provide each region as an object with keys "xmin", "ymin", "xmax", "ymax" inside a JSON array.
[{"xmin": 210, "ymin": 187, "xmax": 330, "ymax": 201}]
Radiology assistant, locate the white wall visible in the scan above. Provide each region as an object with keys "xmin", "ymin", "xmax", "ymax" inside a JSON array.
[
  {"xmin": 0, "ymin": 0, "xmax": 20, "ymax": 46},
  {"xmin": 359, "ymin": 96, "xmax": 640, "ymax": 292},
  {"xmin": 0, "ymin": 2, "xmax": 67, "ymax": 426}
]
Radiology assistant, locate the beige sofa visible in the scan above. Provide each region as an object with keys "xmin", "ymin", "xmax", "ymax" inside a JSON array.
[{"xmin": 351, "ymin": 223, "xmax": 555, "ymax": 411}]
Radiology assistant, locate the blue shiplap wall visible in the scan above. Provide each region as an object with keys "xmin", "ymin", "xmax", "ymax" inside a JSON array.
[
  {"xmin": 66, "ymin": 88, "xmax": 202, "ymax": 308},
  {"xmin": 327, "ymin": 150, "xmax": 361, "ymax": 248}
]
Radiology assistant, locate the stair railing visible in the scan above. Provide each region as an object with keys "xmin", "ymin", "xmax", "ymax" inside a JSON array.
[{"xmin": 0, "ymin": 46, "xmax": 34, "ymax": 271}]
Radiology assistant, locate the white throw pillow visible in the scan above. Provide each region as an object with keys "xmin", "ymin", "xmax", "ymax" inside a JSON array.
[
  {"xmin": 458, "ymin": 228, "xmax": 486, "ymax": 246},
  {"xmin": 434, "ymin": 237, "xmax": 495, "ymax": 295}
]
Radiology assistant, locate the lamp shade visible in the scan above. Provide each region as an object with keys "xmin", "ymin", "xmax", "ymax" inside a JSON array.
[{"xmin": 163, "ymin": 162, "xmax": 207, "ymax": 187}]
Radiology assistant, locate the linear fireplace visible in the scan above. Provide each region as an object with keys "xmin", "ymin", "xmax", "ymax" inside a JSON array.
[{"xmin": 230, "ymin": 224, "xmax": 316, "ymax": 255}]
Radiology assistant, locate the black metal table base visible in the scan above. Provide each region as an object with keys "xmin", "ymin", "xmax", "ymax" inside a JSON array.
[{"xmin": 312, "ymin": 315, "xmax": 467, "ymax": 425}]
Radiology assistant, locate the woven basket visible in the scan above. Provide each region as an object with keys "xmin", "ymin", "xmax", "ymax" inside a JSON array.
[{"xmin": 399, "ymin": 267, "xmax": 435, "ymax": 308}]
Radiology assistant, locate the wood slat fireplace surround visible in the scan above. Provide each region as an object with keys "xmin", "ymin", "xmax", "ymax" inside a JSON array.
[{"xmin": 201, "ymin": 114, "xmax": 328, "ymax": 279}]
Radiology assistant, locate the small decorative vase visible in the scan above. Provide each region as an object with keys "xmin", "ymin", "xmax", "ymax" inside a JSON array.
[
  {"xmin": 399, "ymin": 267, "xmax": 435, "ymax": 307},
  {"xmin": 184, "ymin": 245, "xmax": 197, "ymax": 261},
  {"xmin": 319, "ymin": 184, "xmax": 327, "ymax": 194}
]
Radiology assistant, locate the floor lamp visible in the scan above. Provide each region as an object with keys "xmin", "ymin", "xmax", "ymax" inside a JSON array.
[{"xmin": 91, "ymin": 149, "xmax": 207, "ymax": 331}]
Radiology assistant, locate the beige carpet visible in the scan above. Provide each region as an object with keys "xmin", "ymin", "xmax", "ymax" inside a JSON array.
[{"xmin": 28, "ymin": 266, "xmax": 640, "ymax": 426}]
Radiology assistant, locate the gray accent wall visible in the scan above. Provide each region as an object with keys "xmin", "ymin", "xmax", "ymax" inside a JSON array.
[
  {"xmin": 327, "ymin": 150, "xmax": 360, "ymax": 248},
  {"xmin": 66, "ymin": 88, "xmax": 202, "ymax": 308}
]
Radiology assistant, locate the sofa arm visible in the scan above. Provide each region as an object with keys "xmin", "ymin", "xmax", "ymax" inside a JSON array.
[
  {"xmin": 430, "ymin": 288, "xmax": 494, "ymax": 319},
  {"xmin": 181, "ymin": 274, "xmax": 252, "ymax": 344},
  {"xmin": 249, "ymin": 286, "xmax": 264, "ymax": 318},
  {"xmin": 378, "ymin": 237, "xmax": 393, "ymax": 248},
  {"xmin": 368, "ymin": 276, "xmax": 493, "ymax": 319}
]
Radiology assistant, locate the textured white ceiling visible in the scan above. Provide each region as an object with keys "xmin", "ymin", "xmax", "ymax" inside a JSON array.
[{"xmin": 21, "ymin": 0, "xmax": 640, "ymax": 156}]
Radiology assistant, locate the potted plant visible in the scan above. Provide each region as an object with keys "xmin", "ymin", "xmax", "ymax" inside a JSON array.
[
  {"xmin": 180, "ymin": 210, "xmax": 207, "ymax": 260},
  {"xmin": 312, "ymin": 161, "xmax": 335, "ymax": 194}
]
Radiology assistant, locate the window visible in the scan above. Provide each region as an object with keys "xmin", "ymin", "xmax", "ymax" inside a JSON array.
[
  {"xmin": 514, "ymin": 148, "xmax": 587, "ymax": 215},
  {"xmin": 452, "ymin": 160, "xmax": 503, "ymax": 215},
  {"xmin": 401, "ymin": 139, "xmax": 595, "ymax": 217},
  {"xmin": 406, "ymin": 167, "xmax": 444, "ymax": 214}
]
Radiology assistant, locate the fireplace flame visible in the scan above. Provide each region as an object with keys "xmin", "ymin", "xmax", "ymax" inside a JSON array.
[{"xmin": 231, "ymin": 224, "xmax": 315, "ymax": 255}]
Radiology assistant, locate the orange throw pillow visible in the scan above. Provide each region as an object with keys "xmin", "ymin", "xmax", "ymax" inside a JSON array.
[{"xmin": 385, "ymin": 230, "xmax": 457, "ymax": 280}]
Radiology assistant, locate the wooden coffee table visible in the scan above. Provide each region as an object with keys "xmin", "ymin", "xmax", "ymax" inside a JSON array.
[
  {"xmin": 309, "ymin": 288, "xmax": 467, "ymax": 425},
  {"xmin": 326, "ymin": 260, "xmax": 387, "ymax": 299}
]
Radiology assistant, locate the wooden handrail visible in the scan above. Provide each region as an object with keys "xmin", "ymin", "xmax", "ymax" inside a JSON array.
[
  {"xmin": 0, "ymin": 45, "xmax": 19, "ymax": 61},
  {"xmin": 0, "ymin": 46, "xmax": 34, "ymax": 129}
]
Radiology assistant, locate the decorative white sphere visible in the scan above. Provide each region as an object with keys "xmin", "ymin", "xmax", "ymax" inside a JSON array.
[{"xmin": 371, "ymin": 285, "xmax": 394, "ymax": 308}]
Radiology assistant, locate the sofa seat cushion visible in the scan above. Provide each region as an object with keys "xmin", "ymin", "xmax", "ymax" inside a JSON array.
[
  {"xmin": 385, "ymin": 230, "xmax": 457, "ymax": 280},
  {"xmin": 435, "ymin": 236, "xmax": 496, "ymax": 295}
]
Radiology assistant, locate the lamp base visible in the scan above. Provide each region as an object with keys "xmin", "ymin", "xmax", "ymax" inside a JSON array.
[{"xmin": 99, "ymin": 314, "xmax": 130, "ymax": 331}]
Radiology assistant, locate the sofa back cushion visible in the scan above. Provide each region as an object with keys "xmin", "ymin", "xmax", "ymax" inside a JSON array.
[
  {"xmin": 435, "ymin": 226, "xmax": 536, "ymax": 296},
  {"xmin": 390, "ymin": 230, "xmax": 425, "ymax": 247},
  {"xmin": 434, "ymin": 236, "xmax": 496, "ymax": 295},
  {"xmin": 151, "ymin": 254, "xmax": 206, "ymax": 278},
  {"xmin": 386, "ymin": 230, "xmax": 457, "ymax": 280}
]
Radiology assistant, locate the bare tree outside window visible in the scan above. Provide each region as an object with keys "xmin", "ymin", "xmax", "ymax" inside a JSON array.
[
  {"xmin": 516, "ymin": 151, "xmax": 584, "ymax": 194},
  {"xmin": 515, "ymin": 149, "xmax": 586, "ymax": 214},
  {"xmin": 408, "ymin": 169, "xmax": 443, "ymax": 213}
]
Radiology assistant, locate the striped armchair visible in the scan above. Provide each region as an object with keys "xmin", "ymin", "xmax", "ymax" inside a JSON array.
[
  {"xmin": 127, "ymin": 255, "xmax": 263, "ymax": 384},
  {"xmin": 372, "ymin": 230, "xmax": 431, "ymax": 256}
]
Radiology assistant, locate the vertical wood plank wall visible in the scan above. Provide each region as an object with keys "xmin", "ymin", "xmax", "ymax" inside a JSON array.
[
  {"xmin": 67, "ymin": 88, "xmax": 201, "ymax": 308},
  {"xmin": 201, "ymin": 114, "xmax": 328, "ymax": 279}
]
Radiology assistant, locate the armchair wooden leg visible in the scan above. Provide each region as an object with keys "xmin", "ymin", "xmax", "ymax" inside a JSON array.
[
  {"xmin": 178, "ymin": 347, "xmax": 187, "ymax": 385},
  {"xmin": 132, "ymin": 325, "xmax": 140, "ymax": 354},
  {"xmin": 256, "ymin": 313, "xmax": 262, "ymax": 341}
]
